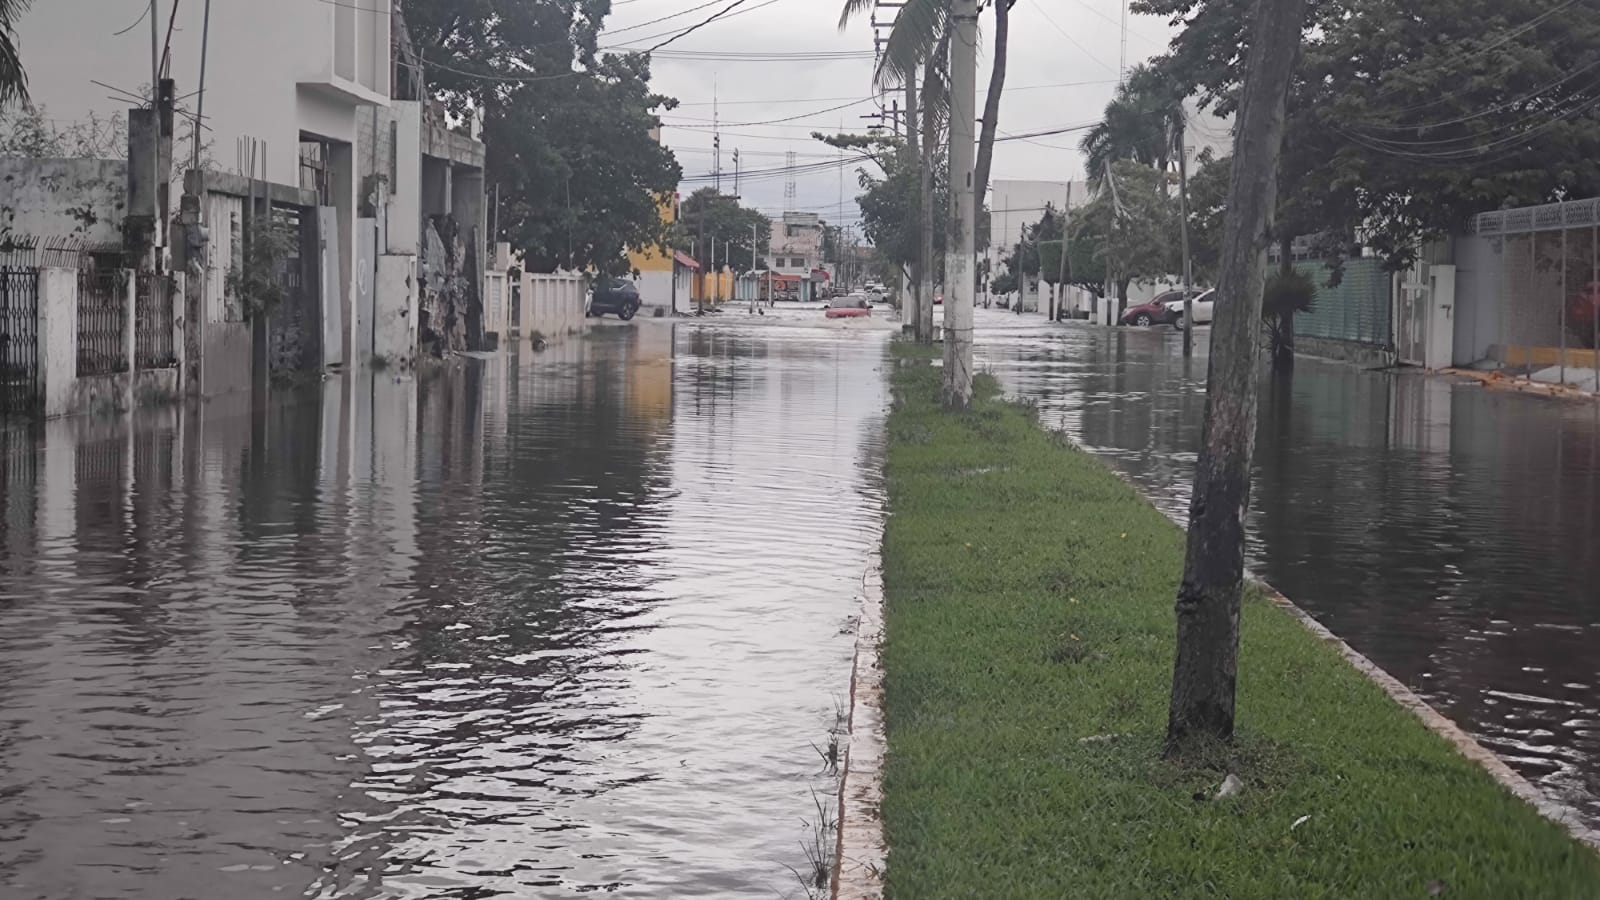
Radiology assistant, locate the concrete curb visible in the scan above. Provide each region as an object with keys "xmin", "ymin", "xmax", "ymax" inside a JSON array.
[{"xmin": 832, "ymin": 566, "xmax": 888, "ymax": 899}]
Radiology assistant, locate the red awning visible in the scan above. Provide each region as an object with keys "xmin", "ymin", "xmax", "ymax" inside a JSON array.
[{"xmin": 674, "ymin": 251, "xmax": 700, "ymax": 270}]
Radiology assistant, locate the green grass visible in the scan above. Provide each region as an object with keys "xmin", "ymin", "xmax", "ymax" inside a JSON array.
[{"xmin": 879, "ymin": 345, "xmax": 1600, "ymax": 899}]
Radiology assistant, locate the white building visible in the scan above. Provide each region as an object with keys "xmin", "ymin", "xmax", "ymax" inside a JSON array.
[
  {"xmin": 771, "ymin": 211, "xmax": 824, "ymax": 276},
  {"xmin": 19, "ymin": 0, "xmax": 392, "ymax": 367}
]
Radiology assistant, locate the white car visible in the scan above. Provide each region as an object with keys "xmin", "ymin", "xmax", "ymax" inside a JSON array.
[{"xmin": 1165, "ymin": 288, "xmax": 1216, "ymax": 329}]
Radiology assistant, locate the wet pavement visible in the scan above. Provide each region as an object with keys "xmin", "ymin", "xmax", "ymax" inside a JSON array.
[
  {"xmin": 973, "ymin": 308, "xmax": 1600, "ymax": 829},
  {"xmin": 0, "ymin": 320, "xmax": 889, "ymax": 899}
]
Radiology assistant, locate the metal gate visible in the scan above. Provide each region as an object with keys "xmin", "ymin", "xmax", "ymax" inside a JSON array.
[
  {"xmin": 0, "ymin": 266, "xmax": 41, "ymax": 416},
  {"xmin": 1395, "ymin": 261, "xmax": 1430, "ymax": 366}
]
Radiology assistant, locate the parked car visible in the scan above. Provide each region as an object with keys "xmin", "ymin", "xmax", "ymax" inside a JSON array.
[
  {"xmin": 588, "ymin": 278, "xmax": 641, "ymax": 320},
  {"xmin": 1166, "ymin": 288, "xmax": 1217, "ymax": 329},
  {"xmin": 1119, "ymin": 289, "xmax": 1197, "ymax": 327},
  {"xmin": 825, "ymin": 293, "xmax": 873, "ymax": 318}
]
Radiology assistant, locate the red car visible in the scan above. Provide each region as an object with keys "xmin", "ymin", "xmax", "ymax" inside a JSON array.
[
  {"xmin": 1119, "ymin": 289, "xmax": 1196, "ymax": 327},
  {"xmin": 825, "ymin": 294, "xmax": 872, "ymax": 318}
]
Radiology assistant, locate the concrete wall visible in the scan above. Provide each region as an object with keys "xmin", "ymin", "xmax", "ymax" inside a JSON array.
[
  {"xmin": 36, "ymin": 267, "xmax": 76, "ymax": 417},
  {"xmin": 0, "ymin": 159, "xmax": 127, "ymax": 246},
  {"xmin": 375, "ymin": 255, "xmax": 418, "ymax": 366}
]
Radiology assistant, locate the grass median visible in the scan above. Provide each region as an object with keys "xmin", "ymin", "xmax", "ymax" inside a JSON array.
[{"xmin": 879, "ymin": 345, "xmax": 1600, "ymax": 899}]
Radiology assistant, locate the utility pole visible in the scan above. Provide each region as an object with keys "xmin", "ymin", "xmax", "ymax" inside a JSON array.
[
  {"xmin": 1179, "ymin": 135, "xmax": 1194, "ymax": 356},
  {"xmin": 1166, "ymin": 0, "xmax": 1309, "ymax": 752},
  {"xmin": 750, "ymin": 222, "xmax": 758, "ymax": 313},
  {"xmin": 917, "ymin": 53, "xmax": 936, "ymax": 344},
  {"xmin": 1056, "ymin": 184, "xmax": 1072, "ymax": 321},
  {"xmin": 944, "ymin": 0, "xmax": 977, "ymax": 408}
]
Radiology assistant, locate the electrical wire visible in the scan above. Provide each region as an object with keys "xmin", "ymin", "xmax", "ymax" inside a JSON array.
[{"xmin": 1347, "ymin": 56, "xmax": 1600, "ymax": 134}]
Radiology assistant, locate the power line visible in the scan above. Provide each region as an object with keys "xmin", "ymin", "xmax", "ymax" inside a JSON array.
[{"xmin": 663, "ymin": 99, "xmax": 876, "ymax": 128}]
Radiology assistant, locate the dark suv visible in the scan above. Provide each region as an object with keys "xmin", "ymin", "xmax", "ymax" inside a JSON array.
[{"xmin": 588, "ymin": 278, "xmax": 642, "ymax": 320}]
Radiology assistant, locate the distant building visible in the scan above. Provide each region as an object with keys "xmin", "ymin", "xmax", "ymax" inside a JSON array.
[{"xmin": 771, "ymin": 212, "xmax": 824, "ymax": 276}]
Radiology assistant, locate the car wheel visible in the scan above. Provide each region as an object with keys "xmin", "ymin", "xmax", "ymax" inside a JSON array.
[
  {"xmin": 1135, "ymin": 313, "xmax": 1152, "ymax": 326},
  {"xmin": 618, "ymin": 303, "xmax": 637, "ymax": 321},
  {"xmin": 1174, "ymin": 316, "xmax": 1187, "ymax": 331}
]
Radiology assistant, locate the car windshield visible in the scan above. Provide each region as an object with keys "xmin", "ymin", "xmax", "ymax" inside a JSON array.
[{"xmin": 831, "ymin": 295, "xmax": 867, "ymax": 308}]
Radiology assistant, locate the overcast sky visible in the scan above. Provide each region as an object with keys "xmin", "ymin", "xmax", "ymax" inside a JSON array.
[{"xmin": 601, "ymin": 0, "xmax": 1177, "ymax": 231}]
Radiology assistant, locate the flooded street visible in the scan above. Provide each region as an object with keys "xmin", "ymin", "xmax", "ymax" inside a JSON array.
[
  {"xmin": 974, "ymin": 309, "xmax": 1600, "ymax": 828},
  {"xmin": 0, "ymin": 320, "xmax": 889, "ymax": 899}
]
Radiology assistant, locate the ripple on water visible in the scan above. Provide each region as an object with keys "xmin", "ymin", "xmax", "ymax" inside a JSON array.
[{"xmin": 0, "ymin": 322, "xmax": 889, "ymax": 898}]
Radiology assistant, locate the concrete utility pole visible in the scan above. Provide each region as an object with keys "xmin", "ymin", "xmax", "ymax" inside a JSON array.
[
  {"xmin": 1056, "ymin": 184, "xmax": 1072, "ymax": 320},
  {"xmin": 1166, "ymin": 0, "xmax": 1309, "ymax": 752},
  {"xmin": 750, "ymin": 223, "xmax": 758, "ymax": 313},
  {"xmin": 944, "ymin": 0, "xmax": 978, "ymax": 408}
]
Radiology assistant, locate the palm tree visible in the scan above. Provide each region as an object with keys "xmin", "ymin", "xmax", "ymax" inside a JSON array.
[
  {"xmin": 1080, "ymin": 65, "xmax": 1185, "ymax": 186},
  {"xmin": 839, "ymin": 0, "xmax": 1010, "ymax": 215},
  {"xmin": 0, "ymin": 0, "xmax": 30, "ymax": 107}
]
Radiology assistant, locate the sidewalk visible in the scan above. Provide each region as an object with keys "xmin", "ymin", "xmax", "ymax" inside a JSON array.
[{"xmin": 875, "ymin": 344, "xmax": 1600, "ymax": 898}]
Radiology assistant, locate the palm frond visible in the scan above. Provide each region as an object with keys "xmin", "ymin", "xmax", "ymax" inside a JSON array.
[
  {"xmin": 874, "ymin": 0, "xmax": 948, "ymax": 90},
  {"xmin": 837, "ymin": 0, "xmax": 876, "ymax": 31},
  {"xmin": 0, "ymin": 0, "xmax": 30, "ymax": 107}
]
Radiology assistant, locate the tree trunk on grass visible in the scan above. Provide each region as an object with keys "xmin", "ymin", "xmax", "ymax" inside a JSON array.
[
  {"xmin": 1166, "ymin": 0, "xmax": 1308, "ymax": 753},
  {"xmin": 918, "ymin": 50, "xmax": 938, "ymax": 344},
  {"xmin": 906, "ymin": 71, "xmax": 924, "ymax": 339}
]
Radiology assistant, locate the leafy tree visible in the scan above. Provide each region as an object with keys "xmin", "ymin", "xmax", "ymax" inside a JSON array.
[
  {"xmin": 676, "ymin": 187, "xmax": 771, "ymax": 274},
  {"xmin": 403, "ymin": 0, "xmax": 681, "ymax": 274},
  {"xmin": 0, "ymin": 0, "xmax": 28, "ymax": 107},
  {"xmin": 1138, "ymin": 0, "xmax": 1600, "ymax": 265},
  {"xmin": 1071, "ymin": 161, "xmax": 1180, "ymax": 308}
]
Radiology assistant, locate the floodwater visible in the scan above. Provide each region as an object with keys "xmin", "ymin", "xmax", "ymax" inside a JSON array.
[
  {"xmin": 973, "ymin": 308, "xmax": 1600, "ymax": 828},
  {"xmin": 0, "ymin": 319, "xmax": 890, "ymax": 899}
]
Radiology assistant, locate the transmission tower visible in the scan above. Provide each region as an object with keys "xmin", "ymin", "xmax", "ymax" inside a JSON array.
[{"xmin": 784, "ymin": 151, "xmax": 797, "ymax": 207}]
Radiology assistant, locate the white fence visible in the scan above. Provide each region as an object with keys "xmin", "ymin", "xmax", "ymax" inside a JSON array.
[{"xmin": 515, "ymin": 272, "xmax": 588, "ymax": 341}]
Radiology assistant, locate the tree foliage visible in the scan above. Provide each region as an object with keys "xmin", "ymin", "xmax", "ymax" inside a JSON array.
[
  {"xmin": 1072, "ymin": 161, "xmax": 1181, "ymax": 302},
  {"xmin": 677, "ymin": 187, "xmax": 771, "ymax": 274},
  {"xmin": 403, "ymin": 0, "xmax": 681, "ymax": 274},
  {"xmin": 1136, "ymin": 0, "xmax": 1600, "ymax": 264},
  {"xmin": 1080, "ymin": 64, "xmax": 1186, "ymax": 184}
]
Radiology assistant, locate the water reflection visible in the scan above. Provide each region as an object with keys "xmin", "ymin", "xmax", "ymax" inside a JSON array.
[
  {"xmin": 0, "ymin": 320, "xmax": 888, "ymax": 899},
  {"xmin": 974, "ymin": 309, "xmax": 1600, "ymax": 828}
]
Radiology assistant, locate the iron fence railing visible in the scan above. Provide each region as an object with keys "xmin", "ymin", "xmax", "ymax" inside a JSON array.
[
  {"xmin": 135, "ymin": 272, "xmax": 177, "ymax": 368},
  {"xmin": 0, "ymin": 266, "xmax": 41, "ymax": 416},
  {"xmin": 77, "ymin": 269, "xmax": 128, "ymax": 377}
]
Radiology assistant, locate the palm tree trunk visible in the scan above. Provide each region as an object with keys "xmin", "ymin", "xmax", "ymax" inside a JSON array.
[
  {"xmin": 905, "ymin": 71, "xmax": 923, "ymax": 338},
  {"xmin": 917, "ymin": 50, "xmax": 938, "ymax": 344},
  {"xmin": 1166, "ymin": 0, "xmax": 1308, "ymax": 753},
  {"xmin": 973, "ymin": 0, "xmax": 1009, "ymax": 215}
]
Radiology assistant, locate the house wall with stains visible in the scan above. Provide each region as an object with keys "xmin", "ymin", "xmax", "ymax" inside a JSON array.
[{"xmin": 0, "ymin": 159, "xmax": 127, "ymax": 247}]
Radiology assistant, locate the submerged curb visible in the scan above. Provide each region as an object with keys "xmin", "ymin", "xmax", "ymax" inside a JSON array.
[
  {"xmin": 1258, "ymin": 582, "xmax": 1600, "ymax": 852},
  {"xmin": 1088, "ymin": 438, "xmax": 1600, "ymax": 854},
  {"xmin": 832, "ymin": 567, "xmax": 888, "ymax": 899}
]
